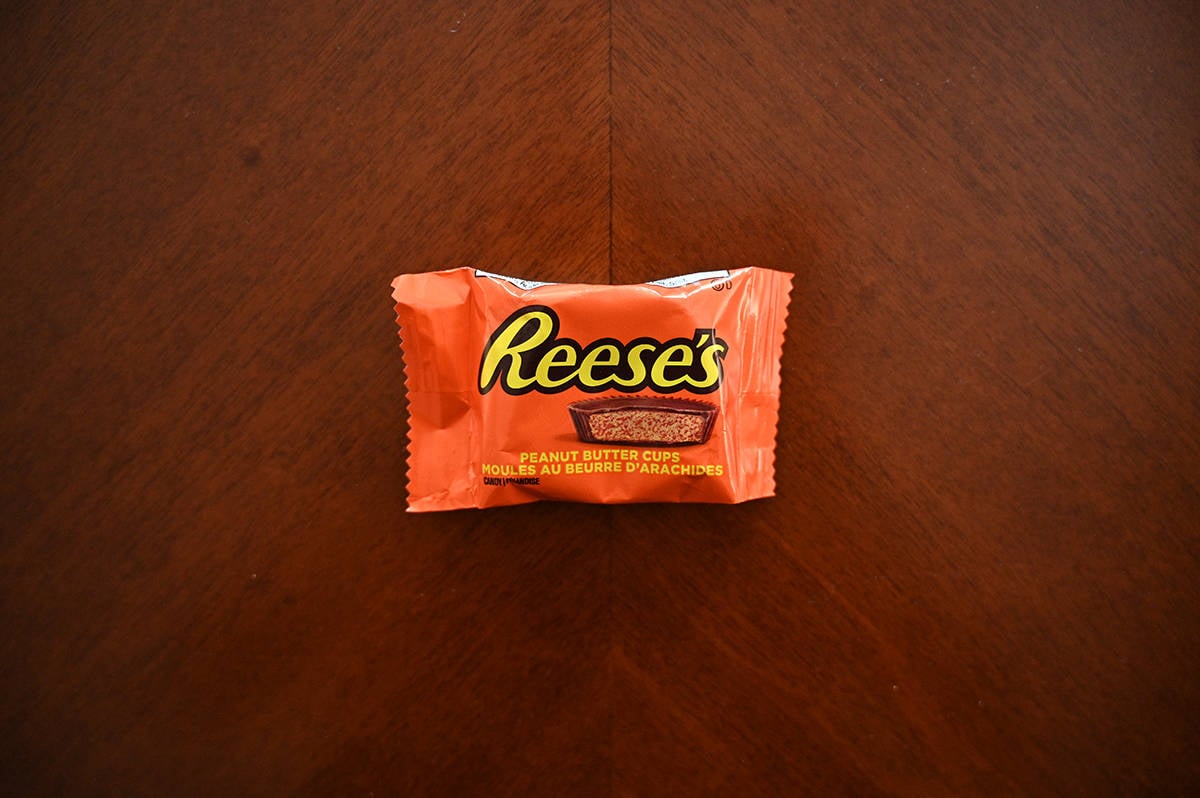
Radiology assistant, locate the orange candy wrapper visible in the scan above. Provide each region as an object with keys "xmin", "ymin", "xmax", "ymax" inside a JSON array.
[{"xmin": 391, "ymin": 267, "xmax": 793, "ymax": 511}]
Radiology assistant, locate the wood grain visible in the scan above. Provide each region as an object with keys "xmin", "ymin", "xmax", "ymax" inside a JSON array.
[
  {"xmin": 2, "ymin": 2, "xmax": 610, "ymax": 794},
  {"xmin": 612, "ymin": 1, "xmax": 1200, "ymax": 794},
  {"xmin": 2, "ymin": 0, "xmax": 1198, "ymax": 794}
]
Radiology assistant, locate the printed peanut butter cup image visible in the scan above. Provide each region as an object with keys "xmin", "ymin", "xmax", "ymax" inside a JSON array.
[{"xmin": 568, "ymin": 397, "xmax": 718, "ymax": 446}]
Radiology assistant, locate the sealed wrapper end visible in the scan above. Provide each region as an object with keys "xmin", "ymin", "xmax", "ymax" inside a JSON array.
[{"xmin": 391, "ymin": 267, "xmax": 792, "ymax": 511}]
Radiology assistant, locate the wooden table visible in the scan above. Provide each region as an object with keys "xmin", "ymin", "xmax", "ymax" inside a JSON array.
[{"xmin": 3, "ymin": 1, "xmax": 1197, "ymax": 794}]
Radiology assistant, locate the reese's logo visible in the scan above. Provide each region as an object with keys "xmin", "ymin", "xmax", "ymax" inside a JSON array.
[{"xmin": 479, "ymin": 306, "xmax": 727, "ymax": 395}]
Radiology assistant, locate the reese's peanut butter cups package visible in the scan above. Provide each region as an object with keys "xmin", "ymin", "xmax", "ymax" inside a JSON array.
[{"xmin": 391, "ymin": 267, "xmax": 792, "ymax": 511}]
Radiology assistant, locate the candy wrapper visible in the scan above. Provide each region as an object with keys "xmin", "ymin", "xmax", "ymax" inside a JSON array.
[{"xmin": 391, "ymin": 267, "xmax": 792, "ymax": 511}]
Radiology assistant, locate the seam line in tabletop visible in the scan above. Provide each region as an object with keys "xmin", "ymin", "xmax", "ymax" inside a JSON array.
[
  {"xmin": 607, "ymin": 0, "xmax": 614, "ymax": 285},
  {"xmin": 604, "ymin": 9, "xmax": 614, "ymax": 792},
  {"xmin": 606, "ymin": 8, "xmax": 615, "ymax": 796}
]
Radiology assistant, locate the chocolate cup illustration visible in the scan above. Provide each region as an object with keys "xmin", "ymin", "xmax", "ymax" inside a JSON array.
[{"xmin": 568, "ymin": 397, "xmax": 718, "ymax": 447}]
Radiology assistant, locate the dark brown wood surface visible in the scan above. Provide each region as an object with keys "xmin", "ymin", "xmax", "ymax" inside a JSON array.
[{"xmin": 2, "ymin": 1, "xmax": 1197, "ymax": 794}]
